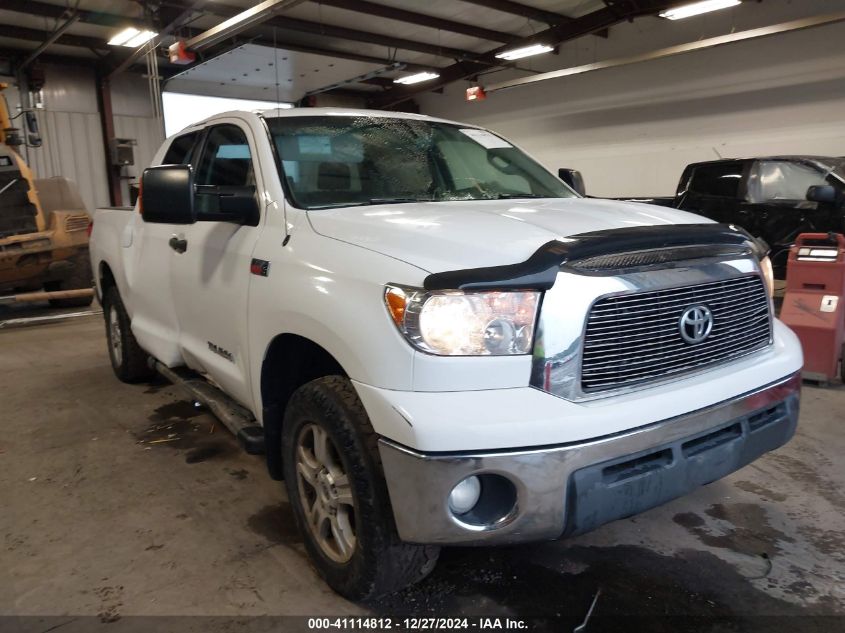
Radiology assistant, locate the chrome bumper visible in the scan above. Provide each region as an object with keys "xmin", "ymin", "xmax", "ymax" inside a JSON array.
[{"xmin": 378, "ymin": 373, "xmax": 801, "ymax": 545}]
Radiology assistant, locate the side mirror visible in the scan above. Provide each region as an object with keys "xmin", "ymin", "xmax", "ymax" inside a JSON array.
[
  {"xmin": 558, "ymin": 168, "xmax": 586, "ymax": 196},
  {"xmin": 219, "ymin": 186, "xmax": 260, "ymax": 225},
  {"xmin": 141, "ymin": 165, "xmax": 196, "ymax": 224},
  {"xmin": 806, "ymin": 184, "xmax": 838, "ymax": 204},
  {"xmin": 195, "ymin": 185, "xmax": 259, "ymax": 225}
]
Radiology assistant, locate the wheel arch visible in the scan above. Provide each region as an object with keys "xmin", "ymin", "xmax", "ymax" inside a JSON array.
[
  {"xmin": 98, "ymin": 260, "xmax": 116, "ymax": 294},
  {"xmin": 261, "ymin": 333, "xmax": 348, "ymax": 480}
]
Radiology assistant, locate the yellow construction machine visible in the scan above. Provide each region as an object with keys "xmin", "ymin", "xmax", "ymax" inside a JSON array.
[{"xmin": 0, "ymin": 82, "xmax": 94, "ymax": 308}]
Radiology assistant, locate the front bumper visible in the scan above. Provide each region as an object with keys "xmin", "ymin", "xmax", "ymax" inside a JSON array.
[{"xmin": 378, "ymin": 372, "xmax": 800, "ymax": 545}]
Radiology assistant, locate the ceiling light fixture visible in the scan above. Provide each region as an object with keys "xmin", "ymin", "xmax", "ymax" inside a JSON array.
[
  {"xmin": 393, "ymin": 71, "xmax": 440, "ymax": 85},
  {"xmin": 494, "ymin": 44, "xmax": 554, "ymax": 61},
  {"xmin": 109, "ymin": 27, "xmax": 157, "ymax": 47},
  {"xmin": 659, "ymin": 0, "xmax": 741, "ymax": 21}
]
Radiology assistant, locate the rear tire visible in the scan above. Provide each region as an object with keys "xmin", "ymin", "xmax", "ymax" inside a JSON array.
[
  {"xmin": 102, "ymin": 285, "xmax": 153, "ymax": 383},
  {"xmin": 47, "ymin": 251, "xmax": 94, "ymax": 308},
  {"xmin": 282, "ymin": 376, "xmax": 439, "ymax": 601}
]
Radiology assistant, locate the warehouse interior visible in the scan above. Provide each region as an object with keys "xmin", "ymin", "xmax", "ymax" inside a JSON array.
[{"xmin": 1, "ymin": 0, "xmax": 844, "ymax": 629}]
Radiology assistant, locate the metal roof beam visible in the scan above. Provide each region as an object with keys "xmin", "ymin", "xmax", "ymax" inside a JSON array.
[
  {"xmin": 0, "ymin": 48, "xmax": 109, "ymax": 68},
  {"xmin": 310, "ymin": 0, "xmax": 519, "ymax": 44},
  {"xmin": 221, "ymin": 35, "xmax": 432, "ymax": 73},
  {"xmin": 456, "ymin": 0, "xmax": 584, "ymax": 26},
  {"xmin": 0, "ymin": 24, "xmax": 109, "ymax": 51},
  {"xmin": 3, "ymin": 0, "xmax": 145, "ymax": 30},
  {"xmin": 17, "ymin": 11, "xmax": 80, "ymax": 71},
  {"xmin": 369, "ymin": 0, "xmax": 676, "ymax": 107},
  {"xmin": 165, "ymin": 0, "xmax": 484, "ymax": 61},
  {"xmin": 265, "ymin": 16, "xmax": 484, "ymax": 60},
  {"xmin": 184, "ymin": 0, "xmax": 306, "ymax": 51},
  {"xmin": 106, "ymin": 1, "xmax": 215, "ymax": 79}
]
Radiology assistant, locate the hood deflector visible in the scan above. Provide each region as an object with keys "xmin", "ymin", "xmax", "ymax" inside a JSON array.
[{"xmin": 423, "ymin": 224, "xmax": 762, "ymax": 292}]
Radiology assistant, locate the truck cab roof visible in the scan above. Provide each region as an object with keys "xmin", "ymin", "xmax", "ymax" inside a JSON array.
[
  {"xmin": 689, "ymin": 155, "xmax": 843, "ymax": 170},
  {"xmin": 171, "ymin": 107, "xmax": 476, "ymax": 140}
]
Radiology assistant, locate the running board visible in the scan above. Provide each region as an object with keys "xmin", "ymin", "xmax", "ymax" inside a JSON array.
[{"xmin": 152, "ymin": 361, "xmax": 265, "ymax": 454}]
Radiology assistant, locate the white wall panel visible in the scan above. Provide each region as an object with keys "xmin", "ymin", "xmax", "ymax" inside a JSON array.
[
  {"xmin": 4, "ymin": 65, "xmax": 162, "ymax": 211},
  {"xmin": 417, "ymin": 3, "xmax": 845, "ymax": 198},
  {"xmin": 112, "ymin": 70, "xmax": 165, "ymax": 203},
  {"xmin": 18, "ymin": 66, "xmax": 108, "ymax": 211},
  {"xmin": 114, "ymin": 114, "xmax": 165, "ymax": 203},
  {"xmin": 41, "ymin": 66, "xmax": 98, "ymax": 114},
  {"xmin": 111, "ymin": 72, "xmax": 156, "ymax": 118},
  {"xmin": 25, "ymin": 108, "xmax": 108, "ymax": 212}
]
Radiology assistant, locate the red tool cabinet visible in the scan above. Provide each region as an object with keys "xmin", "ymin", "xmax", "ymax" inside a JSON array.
[{"xmin": 780, "ymin": 233, "xmax": 845, "ymax": 382}]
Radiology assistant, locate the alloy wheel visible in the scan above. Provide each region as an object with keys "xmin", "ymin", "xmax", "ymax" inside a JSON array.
[{"xmin": 295, "ymin": 423, "xmax": 357, "ymax": 563}]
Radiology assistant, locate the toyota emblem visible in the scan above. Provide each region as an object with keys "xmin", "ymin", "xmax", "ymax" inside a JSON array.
[{"xmin": 679, "ymin": 305, "xmax": 713, "ymax": 344}]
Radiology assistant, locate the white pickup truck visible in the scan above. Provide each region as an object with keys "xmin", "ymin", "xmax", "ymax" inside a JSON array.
[{"xmin": 90, "ymin": 108, "xmax": 803, "ymax": 600}]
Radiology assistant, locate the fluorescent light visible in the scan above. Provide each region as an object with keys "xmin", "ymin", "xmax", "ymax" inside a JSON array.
[
  {"xmin": 109, "ymin": 28, "xmax": 139, "ymax": 46},
  {"xmin": 393, "ymin": 72, "xmax": 440, "ymax": 85},
  {"xmin": 659, "ymin": 0, "xmax": 741, "ymax": 20},
  {"xmin": 108, "ymin": 27, "xmax": 157, "ymax": 47},
  {"xmin": 494, "ymin": 44, "xmax": 553, "ymax": 61},
  {"xmin": 125, "ymin": 30, "xmax": 157, "ymax": 47}
]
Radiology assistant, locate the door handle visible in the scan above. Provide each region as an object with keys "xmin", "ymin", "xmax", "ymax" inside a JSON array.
[{"xmin": 169, "ymin": 236, "xmax": 188, "ymax": 254}]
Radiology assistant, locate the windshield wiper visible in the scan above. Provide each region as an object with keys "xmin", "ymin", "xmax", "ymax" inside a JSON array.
[
  {"xmin": 368, "ymin": 197, "xmax": 435, "ymax": 204},
  {"xmin": 492, "ymin": 193, "xmax": 546, "ymax": 199},
  {"xmin": 307, "ymin": 198, "xmax": 434, "ymax": 209}
]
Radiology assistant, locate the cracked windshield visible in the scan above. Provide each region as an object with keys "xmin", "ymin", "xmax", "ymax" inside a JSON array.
[{"xmin": 266, "ymin": 115, "xmax": 575, "ymax": 209}]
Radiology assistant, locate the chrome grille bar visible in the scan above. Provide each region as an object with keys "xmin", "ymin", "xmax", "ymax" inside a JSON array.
[{"xmin": 581, "ymin": 275, "xmax": 772, "ymax": 392}]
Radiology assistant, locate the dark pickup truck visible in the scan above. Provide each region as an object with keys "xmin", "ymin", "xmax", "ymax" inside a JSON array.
[{"xmin": 561, "ymin": 156, "xmax": 845, "ymax": 278}]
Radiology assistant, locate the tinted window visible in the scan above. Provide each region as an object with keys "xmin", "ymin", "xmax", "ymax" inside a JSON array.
[
  {"xmin": 267, "ymin": 116, "xmax": 574, "ymax": 209},
  {"xmin": 194, "ymin": 125, "xmax": 255, "ymax": 216},
  {"xmin": 195, "ymin": 125, "xmax": 254, "ymax": 187},
  {"xmin": 688, "ymin": 162, "xmax": 744, "ymax": 198},
  {"xmin": 162, "ymin": 132, "xmax": 199, "ymax": 165},
  {"xmin": 747, "ymin": 161, "xmax": 829, "ymax": 203}
]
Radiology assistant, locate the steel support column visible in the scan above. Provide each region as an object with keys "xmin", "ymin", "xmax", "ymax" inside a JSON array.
[{"xmin": 96, "ymin": 74, "xmax": 121, "ymax": 207}]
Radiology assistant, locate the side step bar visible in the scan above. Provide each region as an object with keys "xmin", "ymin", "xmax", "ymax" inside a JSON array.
[{"xmin": 152, "ymin": 360, "xmax": 265, "ymax": 454}]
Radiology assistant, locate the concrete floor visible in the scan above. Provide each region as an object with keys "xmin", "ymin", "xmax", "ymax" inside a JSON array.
[{"xmin": 1, "ymin": 308, "xmax": 843, "ymax": 631}]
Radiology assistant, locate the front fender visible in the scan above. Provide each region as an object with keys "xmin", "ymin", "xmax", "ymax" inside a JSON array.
[{"xmin": 247, "ymin": 228, "xmax": 427, "ymax": 420}]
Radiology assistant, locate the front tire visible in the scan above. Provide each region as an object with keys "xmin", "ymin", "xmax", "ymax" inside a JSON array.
[
  {"xmin": 282, "ymin": 376, "xmax": 439, "ymax": 601},
  {"xmin": 102, "ymin": 285, "xmax": 153, "ymax": 383}
]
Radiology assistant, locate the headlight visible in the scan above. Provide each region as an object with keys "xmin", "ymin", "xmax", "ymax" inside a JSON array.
[
  {"xmin": 760, "ymin": 255, "xmax": 774, "ymax": 299},
  {"xmin": 384, "ymin": 285, "xmax": 540, "ymax": 356}
]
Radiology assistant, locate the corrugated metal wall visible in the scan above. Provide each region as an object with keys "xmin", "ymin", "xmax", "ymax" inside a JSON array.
[
  {"xmin": 2, "ymin": 65, "xmax": 163, "ymax": 212},
  {"xmin": 111, "ymin": 72, "xmax": 165, "ymax": 205}
]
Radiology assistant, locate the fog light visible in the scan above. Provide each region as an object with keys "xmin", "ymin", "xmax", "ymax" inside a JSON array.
[{"xmin": 448, "ymin": 476, "xmax": 481, "ymax": 515}]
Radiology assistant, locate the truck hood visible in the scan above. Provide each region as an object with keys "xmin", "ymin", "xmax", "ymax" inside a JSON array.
[{"xmin": 307, "ymin": 197, "xmax": 710, "ymax": 274}]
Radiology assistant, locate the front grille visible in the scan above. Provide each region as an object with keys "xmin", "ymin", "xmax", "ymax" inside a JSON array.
[
  {"xmin": 581, "ymin": 275, "xmax": 771, "ymax": 392},
  {"xmin": 64, "ymin": 214, "xmax": 90, "ymax": 232}
]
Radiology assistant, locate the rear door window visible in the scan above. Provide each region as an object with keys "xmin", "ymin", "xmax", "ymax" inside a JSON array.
[{"xmin": 688, "ymin": 162, "xmax": 745, "ymax": 198}]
